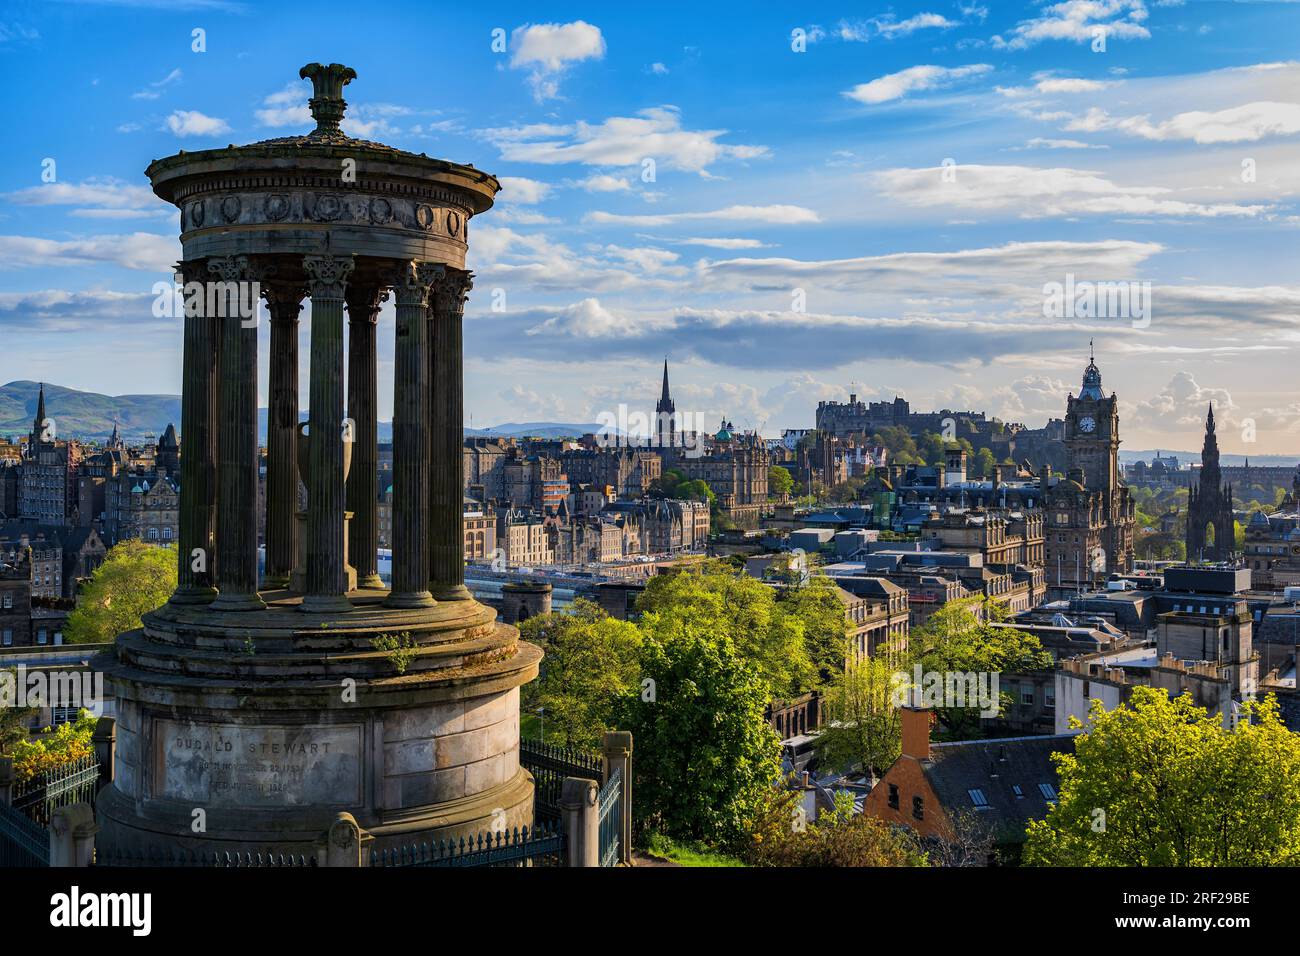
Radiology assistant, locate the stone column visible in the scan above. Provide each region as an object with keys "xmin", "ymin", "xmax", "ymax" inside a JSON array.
[
  {"xmin": 263, "ymin": 279, "xmax": 306, "ymax": 589},
  {"xmin": 302, "ymin": 253, "xmax": 355, "ymax": 613},
  {"xmin": 387, "ymin": 262, "xmax": 441, "ymax": 608},
  {"xmin": 207, "ymin": 256, "xmax": 265, "ymax": 611},
  {"xmin": 429, "ymin": 268, "xmax": 473, "ymax": 600},
  {"xmin": 346, "ymin": 285, "xmax": 386, "ymax": 589},
  {"xmin": 171, "ymin": 259, "xmax": 219, "ymax": 604}
]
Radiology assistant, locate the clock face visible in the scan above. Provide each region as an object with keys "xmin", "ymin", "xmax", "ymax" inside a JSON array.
[{"xmin": 1079, "ymin": 416, "xmax": 1097, "ymax": 433}]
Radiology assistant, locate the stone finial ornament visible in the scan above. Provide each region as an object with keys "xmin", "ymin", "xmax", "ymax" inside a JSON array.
[{"xmin": 299, "ymin": 62, "xmax": 357, "ymax": 136}]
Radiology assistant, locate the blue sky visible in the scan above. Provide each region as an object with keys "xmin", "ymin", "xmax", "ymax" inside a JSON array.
[{"xmin": 1, "ymin": 0, "xmax": 1298, "ymax": 451}]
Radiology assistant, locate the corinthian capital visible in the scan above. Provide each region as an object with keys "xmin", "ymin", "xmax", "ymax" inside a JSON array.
[
  {"xmin": 391, "ymin": 260, "xmax": 444, "ymax": 308},
  {"xmin": 207, "ymin": 255, "xmax": 252, "ymax": 283},
  {"xmin": 429, "ymin": 267, "xmax": 474, "ymax": 315},
  {"xmin": 302, "ymin": 254, "xmax": 355, "ymax": 300}
]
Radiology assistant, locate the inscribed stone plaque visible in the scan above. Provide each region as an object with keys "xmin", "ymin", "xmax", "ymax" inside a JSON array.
[{"xmin": 156, "ymin": 719, "xmax": 363, "ymax": 807}]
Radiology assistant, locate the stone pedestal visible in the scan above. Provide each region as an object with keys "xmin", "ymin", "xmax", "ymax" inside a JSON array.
[{"xmin": 94, "ymin": 597, "xmax": 539, "ymax": 856}]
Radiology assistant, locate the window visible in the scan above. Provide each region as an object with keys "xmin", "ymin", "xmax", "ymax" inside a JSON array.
[
  {"xmin": 912, "ymin": 796, "xmax": 924, "ymax": 821},
  {"xmin": 2, "ymin": 630, "xmax": 11, "ymax": 646},
  {"xmin": 37, "ymin": 629, "xmax": 47, "ymax": 645},
  {"xmin": 888, "ymin": 784, "xmax": 899, "ymax": 810},
  {"xmin": 1038, "ymin": 783, "xmax": 1058, "ymax": 802},
  {"xmin": 1012, "ymin": 785, "xmax": 1024, "ymax": 799},
  {"xmin": 2, "ymin": 593, "xmax": 10, "ymax": 609},
  {"xmin": 1022, "ymin": 689, "xmax": 1035, "ymax": 706},
  {"xmin": 968, "ymin": 788, "xmax": 989, "ymax": 809}
]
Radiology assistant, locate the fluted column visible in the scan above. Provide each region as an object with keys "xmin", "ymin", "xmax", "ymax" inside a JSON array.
[
  {"xmin": 387, "ymin": 262, "xmax": 442, "ymax": 608},
  {"xmin": 171, "ymin": 259, "xmax": 219, "ymax": 604},
  {"xmin": 207, "ymin": 256, "xmax": 265, "ymax": 611},
  {"xmin": 263, "ymin": 279, "xmax": 306, "ymax": 589},
  {"xmin": 346, "ymin": 284, "xmax": 386, "ymax": 589},
  {"xmin": 429, "ymin": 268, "xmax": 473, "ymax": 600},
  {"xmin": 301, "ymin": 253, "xmax": 355, "ymax": 613}
]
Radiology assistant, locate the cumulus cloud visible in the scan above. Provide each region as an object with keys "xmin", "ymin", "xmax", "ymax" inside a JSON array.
[
  {"xmin": 483, "ymin": 107, "xmax": 767, "ymax": 175},
  {"xmin": 165, "ymin": 109, "xmax": 231, "ymax": 137},
  {"xmin": 843, "ymin": 64, "xmax": 993, "ymax": 105},
  {"xmin": 497, "ymin": 176, "xmax": 552, "ymax": 204},
  {"xmin": 509, "ymin": 20, "xmax": 606, "ymax": 101},
  {"xmin": 992, "ymin": 0, "xmax": 1152, "ymax": 50}
]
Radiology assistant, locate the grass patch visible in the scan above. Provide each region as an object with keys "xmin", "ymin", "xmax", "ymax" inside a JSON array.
[{"xmin": 642, "ymin": 833, "xmax": 745, "ymax": 867}]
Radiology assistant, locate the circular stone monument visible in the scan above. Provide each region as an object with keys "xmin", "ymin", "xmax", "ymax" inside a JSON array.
[{"xmin": 94, "ymin": 63, "xmax": 540, "ymax": 857}]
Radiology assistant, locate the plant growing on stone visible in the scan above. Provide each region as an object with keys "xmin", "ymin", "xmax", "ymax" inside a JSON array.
[{"xmin": 371, "ymin": 632, "xmax": 419, "ymax": 674}]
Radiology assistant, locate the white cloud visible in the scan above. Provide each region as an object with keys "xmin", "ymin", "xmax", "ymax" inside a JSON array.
[
  {"xmin": 843, "ymin": 64, "xmax": 993, "ymax": 105},
  {"xmin": 483, "ymin": 107, "xmax": 767, "ymax": 175},
  {"xmin": 497, "ymin": 176, "xmax": 552, "ymax": 204},
  {"xmin": 1069, "ymin": 101, "xmax": 1300, "ymax": 144},
  {"xmin": 579, "ymin": 174, "xmax": 631, "ymax": 193},
  {"xmin": 992, "ymin": 0, "xmax": 1152, "ymax": 50},
  {"xmin": 0, "ymin": 232, "xmax": 179, "ymax": 271},
  {"xmin": 649, "ymin": 62, "xmax": 668, "ymax": 75},
  {"xmin": 5, "ymin": 178, "xmax": 170, "ymax": 217},
  {"xmin": 510, "ymin": 20, "xmax": 606, "ymax": 101},
  {"xmin": 1013, "ymin": 137, "xmax": 1109, "ymax": 150},
  {"xmin": 131, "ymin": 67, "xmax": 182, "ymax": 100},
  {"xmin": 165, "ymin": 110, "xmax": 230, "ymax": 137},
  {"xmin": 585, "ymin": 204, "xmax": 819, "ymax": 227},
  {"xmin": 875, "ymin": 13, "xmax": 960, "ymax": 37},
  {"xmin": 874, "ymin": 164, "xmax": 1267, "ymax": 218}
]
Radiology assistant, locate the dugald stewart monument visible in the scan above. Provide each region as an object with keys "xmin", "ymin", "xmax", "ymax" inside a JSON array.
[{"xmin": 95, "ymin": 63, "xmax": 541, "ymax": 855}]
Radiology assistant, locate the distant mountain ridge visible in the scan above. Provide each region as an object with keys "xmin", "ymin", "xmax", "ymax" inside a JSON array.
[{"xmin": 0, "ymin": 382, "xmax": 606, "ymax": 444}]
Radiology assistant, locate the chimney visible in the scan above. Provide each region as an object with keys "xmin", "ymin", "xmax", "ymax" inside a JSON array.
[{"xmin": 900, "ymin": 706, "xmax": 933, "ymax": 760}]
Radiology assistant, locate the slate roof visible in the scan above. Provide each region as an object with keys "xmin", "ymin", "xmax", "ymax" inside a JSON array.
[{"xmin": 922, "ymin": 733, "xmax": 1076, "ymax": 843}]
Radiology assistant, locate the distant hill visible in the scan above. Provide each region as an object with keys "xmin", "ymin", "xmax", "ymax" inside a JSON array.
[
  {"xmin": 465, "ymin": 422, "xmax": 612, "ymax": 439},
  {"xmin": 0, "ymin": 382, "xmax": 605, "ymax": 445},
  {"xmin": 1121, "ymin": 449, "xmax": 1299, "ymax": 468},
  {"xmin": 0, "ymin": 381, "xmax": 181, "ymax": 442}
]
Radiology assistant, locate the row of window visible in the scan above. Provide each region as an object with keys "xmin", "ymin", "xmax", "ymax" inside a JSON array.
[{"xmin": 1, "ymin": 629, "xmax": 63, "ymax": 645}]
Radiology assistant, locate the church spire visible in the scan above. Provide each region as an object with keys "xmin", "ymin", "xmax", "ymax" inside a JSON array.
[
  {"xmin": 33, "ymin": 382, "xmax": 46, "ymax": 432},
  {"xmin": 659, "ymin": 358, "xmax": 672, "ymax": 405},
  {"xmin": 1206, "ymin": 401, "xmax": 1216, "ymax": 434}
]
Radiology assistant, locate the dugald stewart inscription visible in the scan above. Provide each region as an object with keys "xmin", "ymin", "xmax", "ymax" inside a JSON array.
[{"xmin": 157, "ymin": 720, "xmax": 363, "ymax": 807}]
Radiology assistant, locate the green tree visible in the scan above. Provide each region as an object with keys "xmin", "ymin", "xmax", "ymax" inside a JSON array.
[
  {"xmin": 775, "ymin": 574, "xmax": 849, "ymax": 681},
  {"xmin": 64, "ymin": 540, "xmax": 176, "ymax": 644},
  {"xmin": 908, "ymin": 599, "xmax": 1052, "ymax": 738},
  {"xmin": 745, "ymin": 788, "xmax": 926, "ymax": 867},
  {"xmin": 1025, "ymin": 688, "xmax": 1300, "ymax": 866},
  {"xmin": 518, "ymin": 600, "xmax": 641, "ymax": 749},
  {"xmin": 614, "ymin": 622, "xmax": 781, "ymax": 849},
  {"xmin": 0, "ymin": 668, "xmax": 38, "ymax": 755},
  {"xmin": 768, "ymin": 465, "xmax": 794, "ymax": 499},
  {"xmin": 972, "ymin": 447, "xmax": 997, "ymax": 479},
  {"xmin": 636, "ymin": 564, "xmax": 814, "ymax": 698},
  {"xmin": 813, "ymin": 655, "xmax": 903, "ymax": 778}
]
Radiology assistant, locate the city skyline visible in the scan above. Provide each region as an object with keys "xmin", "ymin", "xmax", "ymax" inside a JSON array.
[{"xmin": 2, "ymin": 0, "xmax": 1299, "ymax": 451}]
